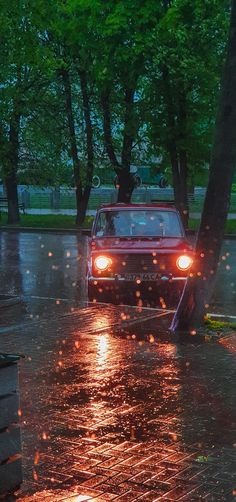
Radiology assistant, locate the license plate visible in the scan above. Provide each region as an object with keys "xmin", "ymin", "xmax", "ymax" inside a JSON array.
[{"xmin": 120, "ymin": 273, "xmax": 158, "ymax": 281}]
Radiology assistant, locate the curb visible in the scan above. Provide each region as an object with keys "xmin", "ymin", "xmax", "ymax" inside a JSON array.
[
  {"xmin": 0, "ymin": 295, "xmax": 22, "ymax": 309},
  {"xmin": 0, "ymin": 226, "xmax": 91, "ymax": 236},
  {"xmin": 207, "ymin": 312, "xmax": 236, "ymax": 323}
]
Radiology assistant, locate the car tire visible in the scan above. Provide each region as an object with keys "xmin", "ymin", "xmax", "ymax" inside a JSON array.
[
  {"xmin": 92, "ymin": 175, "xmax": 101, "ymax": 189},
  {"xmin": 88, "ymin": 283, "xmax": 108, "ymax": 303},
  {"xmin": 134, "ymin": 174, "xmax": 142, "ymax": 188},
  {"xmin": 158, "ymin": 176, "xmax": 168, "ymax": 188},
  {"xmin": 88, "ymin": 283, "xmax": 96, "ymax": 302}
]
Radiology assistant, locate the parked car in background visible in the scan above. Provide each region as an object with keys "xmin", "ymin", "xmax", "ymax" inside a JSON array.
[
  {"xmin": 92, "ymin": 165, "xmax": 168, "ymax": 188},
  {"xmin": 87, "ymin": 203, "xmax": 194, "ymax": 307}
]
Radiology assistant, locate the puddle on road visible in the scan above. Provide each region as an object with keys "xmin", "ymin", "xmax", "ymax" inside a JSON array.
[
  {"xmin": 0, "ymin": 232, "xmax": 235, "ymax": 500},
  {"xmin": 13, "ymin": 317, "xmax": 236, "ymax": 501}
]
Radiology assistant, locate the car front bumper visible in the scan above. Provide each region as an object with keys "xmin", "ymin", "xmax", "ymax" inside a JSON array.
[
  {"xmin": 88, "ymin": 275, "xmax": 187, "ymax": 283},
  {"xmin": 87, "ymin": 275, "xmax": 187, "ymax": 305}
]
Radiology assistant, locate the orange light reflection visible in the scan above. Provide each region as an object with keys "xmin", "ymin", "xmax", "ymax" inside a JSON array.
[{"xmin": 96, "ymin": 334, "xmax": 109, "ymax": 367}]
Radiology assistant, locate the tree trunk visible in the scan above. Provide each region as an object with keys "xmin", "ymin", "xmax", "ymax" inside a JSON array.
[
  {"xmin": 171, "ymin": 0, "xmax": 236, "ymax": 335},
  {"xmin": 5, "ymin": 108, "xmax": 21, "ymax": 224},
  {"xmin": 178, "ymin": 92, "xmax": 189, "ymax": 227},
  {"xmin": 121, "ymin": 88, "xmax": 135, "ymax": 169},
  {"xmin": 101, "ymin": 89, "xmax": 120, "ymax": 169},
  {"xmin": 5, "ymin": 174, "xmax": 19, "ymax": 224},
  {"xmin": 117, "ymin": 87, "xmax": 136, "ymax": 202},
  {"xmin": 77, "ymin": 70, "xmax": 94, "ymax": 225},
  {"xmin": 76, "ymin": 186, "xmax": 90, "ymax": 226},
  {"xmin": 168, "ymin": 139, "xmax": 189, "ymax": 227},
  {"xmin": 169, "ymin": 154, "xmax": 189, "ymax": 228},
  {"xmin": 162, "ymin": 67, "xmax": 189, "ymax": 227},
  {"xmin": 60, "ymin": 68, "xmax": 83, "ymax": 224},
  {"xmin": 62, "ymin": 67, "xmax": 95, "ymax": 225},
  {"xmin": 178, "ymin": 149, "xmax": 189, "ymax": 228},
  {"xmin": 117, "ymin": 170, "xmax": 136, "ymax": 203},
  {"xmin": 101, "ymin": 86, "xmax": 137, "ymax": 203}
]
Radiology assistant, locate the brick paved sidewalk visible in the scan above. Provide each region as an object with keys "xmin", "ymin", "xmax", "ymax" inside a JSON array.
[{"xmin": 0, "ymin": 301, "xmax": 236, "ymax": 501}]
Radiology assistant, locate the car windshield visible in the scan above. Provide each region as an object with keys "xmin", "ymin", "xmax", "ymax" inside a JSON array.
[{"xmin": 94, "ymin": 209, "xmax": 183, "ymax": 237}]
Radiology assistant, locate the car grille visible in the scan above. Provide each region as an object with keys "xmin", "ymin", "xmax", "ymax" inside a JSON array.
[
  {"xmin": 91, "ymin": 253, "xmax": 176, "ymax": 276},
  {"xmin": 110, "ymin": 253, "xmax": 174, "ymax": 274}
]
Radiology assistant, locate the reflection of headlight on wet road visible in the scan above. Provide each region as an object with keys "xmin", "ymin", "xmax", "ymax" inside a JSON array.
[
  {"xmin": 76, "ymin": 496, "xmax": 93, "ymax": 502},
  {"xmin": 97, "ymin": 334, "xmax": 109, "ymax": 366}
]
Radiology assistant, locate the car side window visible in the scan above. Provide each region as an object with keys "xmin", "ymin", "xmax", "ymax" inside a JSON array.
[
  {"xmin": 95, "ymin": 212, "xmax": 106, "ymax": 236},
  {"xmin": 163, "ymin": 212, "xmax": 182, "ymax": 237},
  {"xmin": 95, "ymin": 212, "xmax": 119, "ymax": 236}
]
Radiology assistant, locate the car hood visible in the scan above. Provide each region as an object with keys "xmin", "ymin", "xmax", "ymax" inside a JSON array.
[{"xmin": 90, "ymin": 236, "xmax": 193, "ymax": 253}]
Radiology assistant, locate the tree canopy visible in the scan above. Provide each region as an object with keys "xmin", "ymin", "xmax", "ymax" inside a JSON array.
[{"xmin": 0, "ymin": 0, "xmax": 230, "ymax": 222}]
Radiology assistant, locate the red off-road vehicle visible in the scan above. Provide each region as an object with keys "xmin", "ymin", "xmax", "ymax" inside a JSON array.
[{"xmin": 87, "ymin": 203, "xmax": 193, "ymax": 306}]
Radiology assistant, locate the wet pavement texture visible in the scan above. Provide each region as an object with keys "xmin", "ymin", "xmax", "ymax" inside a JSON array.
[
  {"xmin": 0, "ymin": 231, "xmax": 236, "ymax": 501},
  {"xmin": 0, "ymin": 231, "xmax": 236, "ymax": 316}
]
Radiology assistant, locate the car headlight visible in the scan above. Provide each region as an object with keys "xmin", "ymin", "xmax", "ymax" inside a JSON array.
[
  {"xmin": 176, "ymin": 255, "xmax": 193, "ymax": 271},
  {"xmin": 94, "ymin": 256, "xmax": 112, "ymax": 271}
]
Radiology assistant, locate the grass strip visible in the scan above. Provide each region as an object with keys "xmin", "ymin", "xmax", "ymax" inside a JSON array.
[
  {"xmin": 0, "ymin": 213, "xmax": 94, "ymax": 229},
  {"xmin": 188, "ymin": 219, "xmax": 236, "ymax": 234},
  {"xmin": 204, "ymin": 317, "xmax": 236, "ymax": 331},
  {"xmin": 1, "ymin": 213, "xmax": 236, "ymax": 233}
]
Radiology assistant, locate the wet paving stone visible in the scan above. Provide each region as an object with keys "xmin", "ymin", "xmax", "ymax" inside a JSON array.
[
  {"xmin": 0, "ymin": 231, "xmax": 236, "ymax": 501},
  {"xmin": 0, "ymin": 301, "xmax": 234, "ymax": 501}
]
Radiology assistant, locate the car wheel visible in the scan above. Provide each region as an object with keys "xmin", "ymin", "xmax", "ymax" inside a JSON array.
[
  {"xmin": 88, "ymin": 283, "xmax": 97, "ymax": 302},
  {"xmin": 134, "ymin": 174, "xmax": 142, "ymax": 188},
  {"xmin": 158, "ymin": 176, "xmax": 168, "ymax": 188},
  {"xmin": 88, "ymin": 283, "xmax": 108, "ymax": 303},
  {"xmin": 92, "ymin": 175, "xmax": 101, "ymax": 188}
]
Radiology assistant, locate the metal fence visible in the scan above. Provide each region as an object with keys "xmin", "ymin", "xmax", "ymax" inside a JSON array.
[{"xmin": 1, "ymin": 186, "xmax": 236, "ymax": 215}]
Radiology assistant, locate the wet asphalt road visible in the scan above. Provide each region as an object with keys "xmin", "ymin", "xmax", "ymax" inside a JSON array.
[
  {"xmin": 0, "ymin": 231, "xmax": 235, "ymax": 316},
  {"xmin": 0, "ymin": 231, "xmax": 236, "ymax": 501}
]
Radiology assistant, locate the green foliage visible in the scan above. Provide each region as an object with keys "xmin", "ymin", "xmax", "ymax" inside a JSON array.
[
  {"xmin": 189, "ymin": 218, "xmax": 236, "ymax": 234},
  {"xmin": 0, "ymin": 213, "xmax": 93, "ymax": 229},
  {"xmin": 204, "ymin": 317, "xmax": 236, "ymax": 331},
  {"xmin": 0, "ymin": 0, "xmax": 231, "ymax": 191},
  {"xmin": 146, "ymin": 0, "xmax": 229, "ymax": 172}
]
